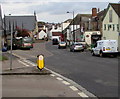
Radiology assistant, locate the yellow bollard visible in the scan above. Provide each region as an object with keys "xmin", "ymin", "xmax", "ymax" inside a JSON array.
[{"xmin": 37, "ymin": 54, "xmax": 44, "ymax": 70}]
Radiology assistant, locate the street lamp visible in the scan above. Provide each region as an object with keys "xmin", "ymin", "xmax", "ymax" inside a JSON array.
[
  {"xmin": 67, "ymin": 11, "xmax": 75, "ymax": 42},
  {"xmin": 89, "ymin": 18, "xmax": 91, "ymax": 31}
]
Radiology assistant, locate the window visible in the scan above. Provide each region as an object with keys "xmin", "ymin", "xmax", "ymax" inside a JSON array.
[
  {"xmin": 117, "ymin": 24, "xmax": 119, "ymax": 31},
  {"xmin": 104, "ymin": 24, "xmax": 106, "ymax": 30},
  {"xmin": 113, "ymin": 24, "xmax": 115, "ymax": 31},
  {"xmin": 109, "ymin": 10, "xmax": 112, "ymax": 22},
  {"xmin": 108, "ymin": 25, "xmax": 110, "ymax": 30}
]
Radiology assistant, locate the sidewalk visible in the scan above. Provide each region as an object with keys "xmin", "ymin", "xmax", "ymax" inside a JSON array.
[{"xmin": 2, "ymin": 55, "xmax": 83, "ymax": 97}]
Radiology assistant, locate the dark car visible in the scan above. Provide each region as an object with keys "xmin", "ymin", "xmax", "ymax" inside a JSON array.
[
  {"xmin": 52, "ymin": 38, "xmax": 59, "ymax": 45},
  {"xmin": 70, "ymin": 42, "xmax": 84, "ymax": 52}
]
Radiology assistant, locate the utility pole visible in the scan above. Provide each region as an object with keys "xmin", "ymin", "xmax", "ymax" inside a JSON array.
[
  {"xmin": 72, "ymin": 11, "xmax": 75, "ymax": 42},
  {"xmin": 9, "ymin": 16, "xmax": 13, "ymax": 70},
  {"xmin": 67, "ymin": 11, "xmax": 75, "ymax": 42}
]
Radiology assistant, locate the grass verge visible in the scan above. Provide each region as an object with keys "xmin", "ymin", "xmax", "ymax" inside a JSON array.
[{"xmin": 0, "ymin": 55, "xmax": 8, "ymax": 61}]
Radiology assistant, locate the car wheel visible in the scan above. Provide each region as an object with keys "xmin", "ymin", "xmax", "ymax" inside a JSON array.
[
  {"xmin": 70, "ymin": 48, "xmax": 73, "ymax": 52},
  {"xmin": 99, "ymin": 51, "xmax": 104, "ymax": 57},
  {"xmin": 82, "ymin": 49, "xmax": 84, "ymax": 52},
  {"xmin": 72, "ymin": 49, "xmax": 74, "ymax": 52},
  {"xmin": 91, "ymin": 51, "xmax": 95, "ymax": 56},
  {"xmin": 114, "ymin": 54, "xmax": 117, "ymax": 57}
]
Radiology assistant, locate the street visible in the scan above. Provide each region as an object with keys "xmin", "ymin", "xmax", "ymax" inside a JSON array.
[{"xmin": 10, "ymin": 41, "xmax": 118, "ymax": 97}]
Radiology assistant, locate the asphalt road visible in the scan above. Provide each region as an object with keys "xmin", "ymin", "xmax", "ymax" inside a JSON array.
[
  {"xmin": 45, "ymin": 42, "xmax": 118, "ymax": 97},
  {"xmin": 11, "ymin": 41, "xmax": 118, "ymax": 97}
]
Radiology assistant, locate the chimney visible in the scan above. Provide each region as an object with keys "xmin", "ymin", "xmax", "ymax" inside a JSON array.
[
  {"xmin": 52, "ymin": 25, "xmax": 55, "ymax": 30},
  {"xmin": 92, "ymin": 8, "xmax": 97, "ymax": 17},
  {"xmin": 98, "ymin": 8, "xmax": 100, "ymax": 13}
]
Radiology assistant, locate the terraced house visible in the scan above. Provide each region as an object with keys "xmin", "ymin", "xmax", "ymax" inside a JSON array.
[{"xmin": 102, "ymin": 3, "xmax": 120, "ymax": 52}]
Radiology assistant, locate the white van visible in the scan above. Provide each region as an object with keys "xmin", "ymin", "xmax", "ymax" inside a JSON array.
[{"xmin": 91, "ymin": 40, "xmax": 118, "ymax": 57}]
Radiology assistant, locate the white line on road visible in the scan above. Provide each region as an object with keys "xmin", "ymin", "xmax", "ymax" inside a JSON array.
[
  {"xmin": 78, "ymin": 92, "xmax": 89, "ymax": 97},
  {"xmin": 62, "ymin": 81, "xmax": 70, "ymax": 85},
  {"xmin": 69, "ymin": 86, "xmax": 78, "ymax": 91},
  {"xmin": 50, "ymin": 74, "xmax": 55, "ymax": 77},
  {"xmin": 23, "ymin": 60, "xmax": 36, "ymax": 66},
  {"xmin": 11, "ymin": 52, "xmax": 26, "ymax": 60},
  {"xmin": 56, "ymin": 77, "xmax": 63, "ymax": 81},
  {"xmin": 18, "ymin": 60, "xmax": 30, "ymax": 67}
]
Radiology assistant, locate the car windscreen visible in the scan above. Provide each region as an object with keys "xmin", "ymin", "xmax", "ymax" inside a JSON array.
[
  {"xmin": 61, "ymin": 42, "xmax": 65, "ymax": 44},
  {"xmin": 23, "ymin": 38, "xmax": 33, "ymax": 43},
  {"xmin": 53, "ymin": 39, "xmax": 58, "ymax": 41},
  {"xmin": 74, "ymin": 43, "xmax": 82, "ymax": 45}
]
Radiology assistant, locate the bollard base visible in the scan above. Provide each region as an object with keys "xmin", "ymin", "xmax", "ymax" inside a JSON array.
[{"xmin": 37, "ymin": 66, "xmax": 44, "ymax": 71}]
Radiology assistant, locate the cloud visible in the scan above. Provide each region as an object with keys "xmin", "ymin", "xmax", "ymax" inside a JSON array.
[
  {"xmin": 27, "ymin": 2, "xmax": 108, "ymax": 15},
  {"xmin": 0, "ymin": 1, "xmax": 119, "ymax": 23},
  {"xmin": 0, "ymin": 0, "xmax": 120, "ymax": 2}
]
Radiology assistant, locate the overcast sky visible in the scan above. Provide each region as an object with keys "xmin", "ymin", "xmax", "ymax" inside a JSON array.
[{"xmin": 0, "ymin": 0, "xmax": 119, "ymax": 23}]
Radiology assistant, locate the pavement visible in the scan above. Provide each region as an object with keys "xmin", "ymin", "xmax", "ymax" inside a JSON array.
[{"xmin": 1, "ymin": 52, "xmax": 92, "ymax": 98}]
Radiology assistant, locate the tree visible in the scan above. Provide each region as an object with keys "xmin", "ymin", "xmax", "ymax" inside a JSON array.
[{"xmin": 16, "ymin": 28, "xmax": 30, "ymax": 37}]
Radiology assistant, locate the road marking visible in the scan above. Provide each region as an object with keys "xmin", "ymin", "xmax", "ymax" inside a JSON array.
[
  {"xmin": 23, "ymin": 60, "xmax": 36, "ymax": 66},
  {"xmin": 11, "ymin": 52, "xmax": 26, "ymax": 59},
  {"xmin": 18, "ymin": 60, "xmax": 29, "ymax": 67},
  {"xmin": 56, "ymin": 77, "xmax": 63, "ymax": 81},
  {"xmin": 62, "ymin": 81, "xmax": 70, "ymax": 85},
  {"xmin": 69, "ymin": 86, "xmax": 78, "ymax": 91},
  {"xmin": 78, "ymin": 92, "xmax": 89, "ymax": 97},
  {"xmin": 50, "ymin": 74, "xmax": 55, "ymax": 77}
]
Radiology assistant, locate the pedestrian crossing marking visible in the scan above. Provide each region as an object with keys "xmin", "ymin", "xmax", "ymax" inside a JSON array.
[
  {"xmin": 69, "ymin": 86, "xmax": 78, "ymax": 91},
  {"xmin": 62, "ymin": 81, "xmax": 70, "ymax": 85},
  {"xmin": 56, "ymin": 77, "xmax": 63, "ymax": 81},
  {"xmin": 78, "ymin": 92, "xmax": 88, "ymax": 97}
]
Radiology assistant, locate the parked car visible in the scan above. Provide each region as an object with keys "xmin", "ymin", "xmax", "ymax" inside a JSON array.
[
  {"xmin": 52, "ymin": 38, "xmax": 59, "ymax": 45},
  {"xmin": 15, "ymin": 37, "xmax": 33, "ymax": 49},
  {"xmin": 70, "ymin": 42, "xmax": 84, "ymax": 52},
  {"xmin": 91, "ymin": 40, "xmax": 118, "ymax": 57},
  {"xmin": 58, "ymin": 42, "xmax": 67, "ymax": 49}
]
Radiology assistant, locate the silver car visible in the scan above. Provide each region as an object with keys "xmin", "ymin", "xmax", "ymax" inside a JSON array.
[
  {"xmin": 70, "ymin": 42, "xmax": 84, "ymax": 52},
  {"xmin": 58, "ymin": 42, "xmax": 67, "ymax": 49}
]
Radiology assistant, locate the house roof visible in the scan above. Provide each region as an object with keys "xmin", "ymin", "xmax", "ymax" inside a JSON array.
[
  {"xmin": 4, "ymin": 15, "xmax": 36, "ymax": 31},
  {"xmin": 64, "ymin": 19, "xmax": 72, "ymax": 23},
  {"xmin": 70, "ymin": 14, "xmax": 91, "ymax": 25},
  {"xmin": 97, "ymin": 9, "xmax": 107, "ymax": 20},
  {"xmin": 102, "ymin": 3, "xmax": 120, "ymax": 21},
  {"xmin": 110, "ymin": 3, "xmax": 120, "ymax": 17}
]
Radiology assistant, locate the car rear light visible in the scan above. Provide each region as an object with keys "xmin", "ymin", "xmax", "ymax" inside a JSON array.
[
  {"xmin": 22, "ymin": 44, "xmax": 24, "ymax": 47},
  {"xmin": 32, "ymin": 44, "xmax": 33, "ymax": 47},
  {"xmin": 103, "ymin": 47, "xmax": 105, "ymax": 51}
]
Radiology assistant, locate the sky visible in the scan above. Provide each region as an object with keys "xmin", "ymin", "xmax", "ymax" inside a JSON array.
[{"xmin": 0, "ymin": 0, "xmax": 120, "ymax": 23}]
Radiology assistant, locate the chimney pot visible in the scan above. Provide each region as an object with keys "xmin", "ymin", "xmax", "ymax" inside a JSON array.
[{"xmin": 92, "ymin": 8, "xmax": 97, "ymax": 17}]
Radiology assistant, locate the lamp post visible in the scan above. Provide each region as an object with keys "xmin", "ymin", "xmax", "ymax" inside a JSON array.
[
  {"xmin": 9, "ymin": 14, "xmax": 13, "ymax": 70},
  {"xmin": 67, "ymin": 11, "xmax": 75, "ymax": 42}
]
